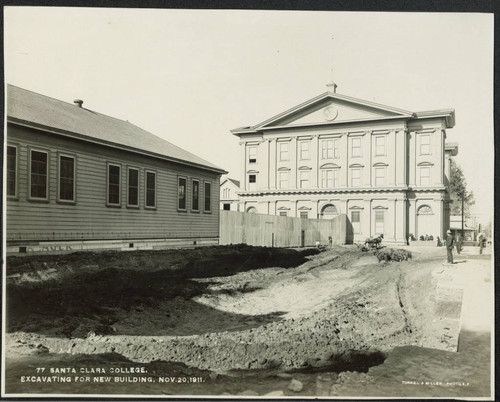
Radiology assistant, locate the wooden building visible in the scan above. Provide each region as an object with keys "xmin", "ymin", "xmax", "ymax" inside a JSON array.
[
  {"xmin": 220, "ymin": 176, "xmax": 241, "ymax": 211},
  {"xmin": 232, "ymin": 83, "xmax": 458, "ymax": 244},
  {"xmin": 6, "ymin": 85, "xmax": 226, "ymax": 253}
]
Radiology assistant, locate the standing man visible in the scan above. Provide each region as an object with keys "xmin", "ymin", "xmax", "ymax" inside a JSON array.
[{"xmin": 446, "ymin": 230, "xmax": 455, "ymax": 263}]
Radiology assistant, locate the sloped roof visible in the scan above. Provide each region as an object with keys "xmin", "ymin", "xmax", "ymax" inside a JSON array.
[
  {"xmin": 231, "ymin": 91, "xmax": 455, "ymax": 135},
  {"xmin": 220, "ymin": 177, "xmax": 241, "ymax": 188},
  {"xmin": 7, "ymin": 85, "xmax": 226, "ymax": 174}
]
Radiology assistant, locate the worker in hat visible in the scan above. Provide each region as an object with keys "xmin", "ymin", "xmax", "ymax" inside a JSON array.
[{"xmin": 445, "ymin": 229, "xmax": 455, "ymax": 263}]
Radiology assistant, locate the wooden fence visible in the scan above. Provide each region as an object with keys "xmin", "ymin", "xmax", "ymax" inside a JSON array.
[{"xmin": 219, "ymin": 210, "xmax": 346, "ymax": 248}]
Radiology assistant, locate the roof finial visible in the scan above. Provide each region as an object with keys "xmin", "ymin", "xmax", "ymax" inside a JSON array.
[{"xmin": 326, "ymin": 35, "xmax": 337, "ymax": 93}]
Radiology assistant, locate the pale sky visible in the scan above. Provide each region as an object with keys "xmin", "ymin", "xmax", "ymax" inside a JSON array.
[{"xmin": 4, "ymin": 8, "xmax": 494, "ymax": 223}]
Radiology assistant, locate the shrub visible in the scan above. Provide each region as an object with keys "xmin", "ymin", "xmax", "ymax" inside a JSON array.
[
  {"xmin": 375, "ymin": 248, "xmax": 412, "ymax": 263},
  {"xmin": 419, "ymin": 235, "xmax": 425, "ymax": 241},
  {"xmin": 428, "ymin": 235, "xmax": 434, "ymax": 241}
]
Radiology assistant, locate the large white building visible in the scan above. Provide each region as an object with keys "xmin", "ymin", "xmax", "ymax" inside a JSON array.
[{"xmin": 231, "ymin": 83, "xmax": 458, "ymax": 244}]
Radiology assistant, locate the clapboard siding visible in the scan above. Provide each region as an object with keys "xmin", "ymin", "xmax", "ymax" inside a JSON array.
[{"xmin": 7, "ymin": 124, "xmax": 221, "ymax": 242}]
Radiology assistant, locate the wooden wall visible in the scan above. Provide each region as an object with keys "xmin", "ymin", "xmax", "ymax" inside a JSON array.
[
  {"xmin": 220, "ymin": 210, "xmax": 346, "ymax": 247},
  {"xmin": 7, "ymin": 124, "xmax": 222, "ymax": 242}
]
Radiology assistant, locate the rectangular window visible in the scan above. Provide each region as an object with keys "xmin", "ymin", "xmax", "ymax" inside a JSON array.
[
  {"xmin": 7, "ymin": 145, "xmax": 17, "ymax": 197},
  {"xmin": 192, "ymin": 179, "xmax": 199, "ymax": 211},
  {"xmin": 127, "ymin": 168, "xmax": 139, "ymax": 207},
  {"xmin": 321, "ymin": 170, "xmax": 332, "ymax": 188},
  {"xmin": 375, "ymin": 211, "xmax": 385, "ymax": 234},
  {"xmin": 30, "ymin": 150, "xmax": 48, "ymax": 199},
  {"xmin": 375, "ymin": 167, "xmax": 385, "ymax": 186},
  {"xmin": 248, "ymin": 146, "xmax": 257, "ymax": 163},
  {"xmin": 420, "ymin": 135, "xmax": 430, "ymax": 155},
  {"xmin": 204, "ymin": 182, "xmax": 211, "ymax": 212},
  {"xmin": 299, "ymin": 141, "xmax": 309, "ymax": 160},
  {"xmin": 300, "ymin": 211, "xmax": 308, "ymax": 219},
  {"xmin": 333, "ymin": 139, "xmax": 339, "ymax": 158},
  {"xmin": 322, "ymin": 139, "xmax": 333, "ymax": 159},
  {"xmin": 279, "ymin": 171, "xmax": 289, "ymax": 189},
  {"xmin": 351, "ymin": 168, "xmax": 361, "ymax": 187},
  {"xmin": 299, "ymin": 170, "xmax": 309, "ymax": 189},
  {"xmin": 178, "ymin": 177, "xmax": 187, "ymax": 210},
  {"xmin": 279, "ymin": 142, "xmax": 289, "ymax": 161},
  {"xmin": 107, "ymin": 164, "xmax": 121, "ymax": 205},
  {"xmin": 420, "ymin": 166, "xmax": 431, "ymax": 186},
  {"xmin": 146, "ymin": 171, "xmax": 156, "ymax": 208},
  {"xmin": 59, "ymin": 155, "xmax": 75, "ymax": 201},
  {"xmin": 375, "ymin": 136, "xmax": 385, "ymax": 156},
  {"xmin": 279, "ymin": 211, "xmax": 287, "ymax": 217},
  {"xmin": 351, "ymin": 211, "xmax": 361, "ymax": 234},
  {"xmin": 333, "ymin": 169, "xmax": 339, "ymax": 188},
  {"xmin": 248, "ymin": 174, "xmax": 257, "ymax": 191},
  {"xmin": 351, "ymin": 137, "xmax": 362, "ymax": 157}
]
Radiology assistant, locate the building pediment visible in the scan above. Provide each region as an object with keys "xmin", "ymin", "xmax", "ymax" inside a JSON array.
[{"xmin": 232, "ymin": 92, "xmax": 414, "ymax": 135}]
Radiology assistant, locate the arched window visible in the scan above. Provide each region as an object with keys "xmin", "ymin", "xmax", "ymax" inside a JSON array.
[
  {"xmin": 246, "ymin": 207, "xmax": 257, "ymax": 213},
  {"xmin": 417, "ymin": 205, "xmax": 433, "ymax": 215},
  {"xmin": 321, "ymin": 204, "xmax": 338, "ymax": 219}
]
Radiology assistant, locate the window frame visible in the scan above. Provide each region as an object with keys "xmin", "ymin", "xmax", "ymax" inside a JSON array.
[
  {"xmin": 351, "ymin": 137, "xmax": 362, "ymax": 158},
  {"xmin": 299, "ymin": 170, "xmax": 310, "ymax": 189},
  {"xmin": 374, "ymin": 167, "xmax": 385, "ymax": 187},
  {"xmin": 419, "ymin": 166, "xmax": 431, "ymax": 186},
  {"xmin": 7, "ymin": 144, "xmax": 18, "ymax": 199},
  {"xmin": 321, "ymin": 139, "xmax": 333, "ymax": 159},
  {"xmin": 351, "ymin": 168, "xmax": 361, "ymax": 187},
  {"xmin": 28, "ymin": 147, "xmax": 50, "ymax": 202},
  {"xmin": 374, "ymin": 210, "xmax": 385, "ymax": 235},
  {"xmin": 191, "ymin": 178, "xmax": 200, "ymax": 212},
  {"xmin": 177, "ymin": 175, "xmax": 188, "ymax": 211},
  {"xmin": 375, "ymin": 136, "xmax": 386, "ymax": 156},
  {"xmin": 126, "ymin": 166, "xmax": 140, "ymax": 208},
  {"xmin": 57, "ymin": 152, "xmax": 76, "ymax": 204},
  {"xmin": 279, "ymin": 142, "xmax": 289, "ymax": 161},
  {"xmin": 351, "ymin": 211, "xmax": 361, "ymax": 234},
  {"xmin": 279, "ymin": 171, "xmax": 289, "ymax": 189},
  {"xmin": 203, "ymin": 181, "xmax": 212, "ymax": 213},
  {"xmin": 299, "ymin": 141, "xmax": 310, "ymax": 160},
  {"xmin": 300, "ymin": 211, "xmax": 308, "ymax": 219},
  {"xmin": 420, "ymin": 134, "xmax": 431, "ymax": 155},
  {"xmin": 248, "ymin": 146, "xmax": 257, "ymax": 164},
  {"xmin": 106, "ymin": 162, "xmax": 122, "ymax": 207},
  {"xmin": 145, "ymin": 170, "xmax": 157, "ymax": 209}
]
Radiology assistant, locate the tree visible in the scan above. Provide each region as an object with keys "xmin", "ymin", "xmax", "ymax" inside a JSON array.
[{"xmin": 449, "ymin": 159, "xmax": 475, "ymax": 217}]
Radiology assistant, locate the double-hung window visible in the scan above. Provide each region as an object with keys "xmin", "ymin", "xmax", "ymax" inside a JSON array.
[
  {"xmin": 279, "ymin": 171, "xmax": 289, "ymax": 189},
  {"xmin": 178, "ymin": 177, "xmax": 187, "ymax": 210},
  {"xmin": 107, "ymin": 163, "xmax": 121, "ymax": 206},
  {"xmin": 375, "ymin": 211, "xmax": 385, "ymax": 234},
  {"xmin": 351, "ymin": 168, "xmax": 361, "ymax": 187},
  {"xmin": 375, "ymin": 167, "xmax": 385, "ymax": 186},
  {"xmin": 299, "ymin": 170, "xmax": 309, "ymax": 189},
  {"xmin": 420, "ymin": 135, "xmax": 430, "ymax": 155},
  {"xmin": 351, "ymin": 137, "xmax": 362, "ymax": 157},
  {"xmin": 279, "ymin": 142, "xmax": 289, "ymax": 161},
  {"xmin": 248, "ymin": 174, "xmax": 257, "ymax": 191},
  {"xmin": 145, "ymin": 171, "xmax": 156, "ymax": 208},
  {"xmin": 300, "ymin": 141, "xmax": 309, "ymax": 160},
  {"xmin": 351, "ymin": 211, "xmax": 361, "ymax": 234},
  {"xmin": 248, "ymin": 147, "xmax": 257, "ymax": 163},
  {"xmin": 192, "ymin": 179, "xmax": 200, "ymax": 211},
  {"xmin": 127, "ymin": 167, "xmax": 139, "ymax": 207},
  {"xmin": 420, "ymin": 166, "xmax": 431, "ymax": 186},
  {"xmin": 322, "ymin": 140, "xmax": 333, "ymax": 159},
  {"xmin": 204, "ymin": 182, "xmax": 211, "ymax": 212},
  {"xmin": 375, "ymin": 136, "xmax": 385, "ymax": 156},
  {"xmin": 30, "ymin": 150, "xmax": 48, "ymax": 200},
  {"xmin": 7, "ymin": 145, "xmax": 17, "ymax": 197},
  {"xmin": 59, "ymin": 155, "xmax": 75, "ymax": 202},
  {"xmin": 321, "ymin": 170, "xmax": 333, "ymax": 188}
]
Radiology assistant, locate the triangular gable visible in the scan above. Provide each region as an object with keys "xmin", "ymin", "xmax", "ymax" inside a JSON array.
[{"xmin": 252, "ymin": 92, "xmax": 414, "ymax": 131}]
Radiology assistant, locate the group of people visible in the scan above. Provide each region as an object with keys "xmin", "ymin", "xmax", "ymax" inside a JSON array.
[{"xmin": 445, "ymin": 230, "xmax": 488, "ymax": 263}]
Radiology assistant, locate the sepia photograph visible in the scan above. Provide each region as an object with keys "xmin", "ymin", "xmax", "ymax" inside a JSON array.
[{"xmin": 2, "ymin": 6, "xmax": 494, "ymax": 399}]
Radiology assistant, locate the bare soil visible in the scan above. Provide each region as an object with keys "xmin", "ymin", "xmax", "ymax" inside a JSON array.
[{"xmin": 4, "ymin": 244, "xmax": 491, "ymax": 397}]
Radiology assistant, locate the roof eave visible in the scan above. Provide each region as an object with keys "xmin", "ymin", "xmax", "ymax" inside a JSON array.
[{"xmin": 8, "ymin": 117, "xmax": 227, "ymax": 175}]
